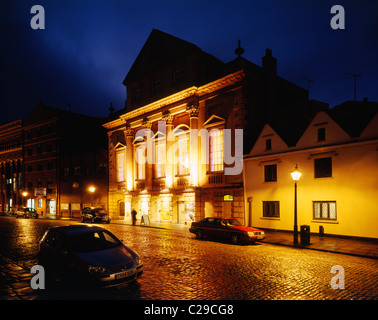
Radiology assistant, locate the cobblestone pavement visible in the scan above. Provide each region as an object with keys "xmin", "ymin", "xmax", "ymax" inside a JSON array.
[{"xmin": 0, "ymin": 217, "xmax": 377, "ymax": 300}]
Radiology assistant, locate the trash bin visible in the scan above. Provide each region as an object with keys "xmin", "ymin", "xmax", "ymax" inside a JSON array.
[
  {"xmin": 300, "ymin": 225, "xmax": 310, "ymax": 245},
  {"xmin": 319, "ymin": 225, "xmax": 324, "ymax": 237}
]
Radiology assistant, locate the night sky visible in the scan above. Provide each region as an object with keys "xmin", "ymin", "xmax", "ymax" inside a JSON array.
[{"xmin": 1, "ymin": 0, "xmax": 377, "ymax": 125}]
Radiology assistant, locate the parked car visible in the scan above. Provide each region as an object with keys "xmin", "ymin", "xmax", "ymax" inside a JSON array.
[
  {"xmin": 189, "ymin": 217, "xmax": 265, "ymax": 244},
  {"xmin": 16, "ymin": 207, "xmax": 39, "ymax": 219},
  {"xmin": 37, "ymin": 225, "xmax": 143, "ymax": 287},
  {"xmin": 81, "ymin": 207, "xmax": 111, "ymax": 224}
]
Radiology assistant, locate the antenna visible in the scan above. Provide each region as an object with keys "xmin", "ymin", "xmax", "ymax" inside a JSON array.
[{"xmin": 346, "ymin": 73, "xmax": 361, "ymax": 101}]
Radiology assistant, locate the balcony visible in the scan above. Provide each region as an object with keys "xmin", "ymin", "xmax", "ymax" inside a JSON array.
[{"xmin": 208, "ymin": 174, "xmax": 223, "ymax": 184}]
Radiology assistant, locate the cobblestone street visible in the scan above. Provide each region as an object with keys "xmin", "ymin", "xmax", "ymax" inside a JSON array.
[{"xmin": 0, "ymin": 217, "xmax": 377, "ymax": 300}]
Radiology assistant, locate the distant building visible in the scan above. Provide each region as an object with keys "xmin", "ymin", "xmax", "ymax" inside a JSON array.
[
  {"xmin": 23, "ymin": 101, "xmax": 108, "ymax": 217},
  {"xmin": 243, "ymin": 100, "xmax": 378, "ymax": 239},
  {"xmin": 0, "ymin": 120, "xmax": 23, "ymax": 213},
  {"xmin": 104, "ymin": 29, "xmax": 324, "ymax": 223}
]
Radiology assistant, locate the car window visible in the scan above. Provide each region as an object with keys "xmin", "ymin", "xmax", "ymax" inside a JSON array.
[
  {"xmin": 44, "ymin": 231, "xmax": 67, "ymax": 250},
  {"xmin": 225, "ymin": 219, "xmax": 242, "ymax": 226},
  {"xmin": 69, "ymin": 230, "xmax": 122, "ymax": 252}
]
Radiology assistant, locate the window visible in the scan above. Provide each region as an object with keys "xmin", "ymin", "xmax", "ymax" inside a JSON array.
[
  {"xmin": 313, "ymin": 201, "xmax": 336, "ymax": 220},
  {"xmin": 264, "ymin": 164, "xmax": 277, "ymax": 182},
  {"xmin": 177, "ymin": 135, "xmax": 190, "ymax": 176},
  {"xmin": 64, "ymin": 167, "xmax": 70, "ymax": 177},
  {"xmin": 209, "ymin": 130, "xmax": 224, "ymax": 172},
  {"xmin": 116, "ymin": 151, "xmax": 125, "ymax": 182},
  {"xmin": 155, "ymin": 141, "xmax": 166, "ymax": 178},
  {"xmin": 74, "ymin": 166, "xmax": 81, "ymax": 176},
  {"xmin": 263, "ymin": 201, "xmax": 280, "ymax": 218},
  {"xmin": 317, "ymin": 128, "xmax": 326, "ymax": 141},
  {"xmin": 265, "ymin": 139, "xmax": 272, "ymax": 150},
  {"xmin": 135, "ymin": 147, "xmax": 145, "ymax": 180},
  {"xmin": 38, "ymin": 199, "xmax": 43, "ymax": 208},
  {"xmin": 314, "ymin": 157, "xmax": 332, "ymax": 178}
]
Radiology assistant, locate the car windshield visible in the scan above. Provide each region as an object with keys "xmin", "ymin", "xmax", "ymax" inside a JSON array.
[
  {"xmin": 69, "ymin": 230, "xmax": 122, "ymax": 252},
  {"xmin": 224, "ymin": 219, "xmax": 242, "ymax": 226}
]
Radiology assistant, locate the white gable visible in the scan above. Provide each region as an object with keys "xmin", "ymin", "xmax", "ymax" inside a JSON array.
[
  {"xmin": 249, "ymin": 124, "xmax": 289, "ymax": 156},
  {"xmin": 295, "ymin": 111, "xmax": 350, "ymax": 149}
]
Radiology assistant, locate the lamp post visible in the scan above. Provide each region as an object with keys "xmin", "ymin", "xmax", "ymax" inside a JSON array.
[
  {"xmin": 89, "ymin": 186, "xmax": 96, "ymax": 207},
  {"xmin": 291, "ymin": 164, "xmax": 301, "ymax": 245},
  {"xmin": 22, "ymin": 191, "xmax": 28, "ymax": 207}
]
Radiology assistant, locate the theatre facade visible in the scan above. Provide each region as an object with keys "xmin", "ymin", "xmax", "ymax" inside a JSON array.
[{"xmin": 103, "ymin": 29, "xmax": 321, "ymax": 224}]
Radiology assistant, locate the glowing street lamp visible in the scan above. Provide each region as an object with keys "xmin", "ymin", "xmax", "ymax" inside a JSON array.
[
  {"xmin": 89, "ymin": 186, "xmax": 96, "ymax": 206},
  {"xmin": 291, "ymin": 164, "xmax": 301, "ymax": 245},
  {"xmin": 22, "ymin": 191, "xmax": 28, "ymax": 206}
]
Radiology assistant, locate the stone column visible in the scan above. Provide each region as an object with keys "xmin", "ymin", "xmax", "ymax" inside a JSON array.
[
  {"xmin": 125, "ymin": 125, "xmax": 134, "ymax": 191},
  {"xmin": 186, "ymin": 101, "xmax": 199, "ymax": 187},
  {"xmin": 162, "ymin": 111, "xmax": 174, "ymax": 189}
]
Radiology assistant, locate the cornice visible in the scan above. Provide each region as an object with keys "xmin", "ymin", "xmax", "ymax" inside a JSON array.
[{"xmin": 103, "ymin": 70, "xmax": 245, "ymax": 130}]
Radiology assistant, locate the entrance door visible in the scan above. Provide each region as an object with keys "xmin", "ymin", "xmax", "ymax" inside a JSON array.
[
  {"xmin": 177, "ymin": 201, "xmax": 185, "ymax": 224},
  {"xmin": 223, "ymin": 201, "xmax": 232, "ymax": 217},
  {"xmin": 119, "ymin": 201, "xmax": 125, "ymax": 217},
  {"xmin": 47, "ymin": 199, "xmax": 56, "ymax": 214}
]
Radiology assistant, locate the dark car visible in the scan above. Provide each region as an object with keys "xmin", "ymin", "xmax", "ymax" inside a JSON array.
[
  {"xmin": 189, "ymin": 217, "xmax": 265, "ymax": 244},
  {"xmin": 16, "ymin": 207, "xmax": 39, "ymax": 219},
  {"xmin": 37, "ymin": 225, "xmax": 143, "ymax": 287},
  {"xmin": 81, "ymin": 207, "xmax": 111, "ymax": 224}
]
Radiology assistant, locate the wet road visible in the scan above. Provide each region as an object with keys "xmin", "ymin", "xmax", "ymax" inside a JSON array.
[{"xmin": 0, "ymin": 216, "xmax": 377, "ymax": 300}]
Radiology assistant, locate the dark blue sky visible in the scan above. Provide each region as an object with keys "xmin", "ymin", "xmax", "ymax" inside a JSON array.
[{"xmin": 1, "ymin": 0, "xmax": 377, "ymax": 125}]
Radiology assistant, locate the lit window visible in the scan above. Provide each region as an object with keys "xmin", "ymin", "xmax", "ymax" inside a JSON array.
[
  {"xmin": 177, "ymin": 135, "xmax": 190, "ymax": 176},
  {"xmin": 116, "ymin": 151, "xmax": 125, "ymax": 182},
  {"xmin": 136, "ymin": 147, "xmax": 145, "ymax": 180},
  {"xmin": 209, "ymin": 130, "xmax": 224, "ymax": 172},
  {"xmin": 155, "ymin": 141, "xmax": 166, "ymax": 178},
  {"xmin": 313, "ymin": 201, "xmax": 337, "ymax": 220}
]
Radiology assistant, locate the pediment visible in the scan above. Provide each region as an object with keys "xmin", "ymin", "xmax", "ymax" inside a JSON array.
[
  {"xmin": 203, "ymin": 115, "xmax": 226, "ymax": 128},
  {"xmin": 114, "ymin": 142, "xmax": 126, "ymax": 150}
]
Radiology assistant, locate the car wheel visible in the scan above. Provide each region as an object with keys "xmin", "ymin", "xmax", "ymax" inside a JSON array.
[
  {"xmin": 81, "ymin": 217, "xmax": 85, "ymax": 223},
  {"xmin": 230, "ymin": 233, "xmax": 239, "ymax": 245},
  {"xmin": 196, "ymin": 229, "xmax": 204, "ymax": 239}
]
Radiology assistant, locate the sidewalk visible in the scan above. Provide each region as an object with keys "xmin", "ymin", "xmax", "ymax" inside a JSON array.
[{"xmin": 113, "ymin": 218, "xmax": 378, "ymax": 259}]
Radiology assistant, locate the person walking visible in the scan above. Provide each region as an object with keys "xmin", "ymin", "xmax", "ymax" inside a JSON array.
[{"xmin": 131, "ymin": 209, "xmax": 137, "ymax": 226}]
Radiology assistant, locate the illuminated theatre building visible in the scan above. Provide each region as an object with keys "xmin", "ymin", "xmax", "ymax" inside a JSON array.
[{"xmin": 104, "ymin": 30, "xmax": 323, "ymax": 223}]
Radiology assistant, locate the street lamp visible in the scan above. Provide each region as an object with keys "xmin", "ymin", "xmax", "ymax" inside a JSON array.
[
  {"xmin": 22, "ymin": 191, "xmax": 28, "ymax": 207},
  {"xmin": 291, "ymin": 164, "xmax": 302, "ymax": 245},
  {"xmin": 89, "ymin": 186, "xmax": 96, "ymax": 207}
]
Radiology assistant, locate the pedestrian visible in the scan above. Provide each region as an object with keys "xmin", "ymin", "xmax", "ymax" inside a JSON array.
[{"xmin": 131, "ymin": 209, "xmax": 137, "ymax": 226}]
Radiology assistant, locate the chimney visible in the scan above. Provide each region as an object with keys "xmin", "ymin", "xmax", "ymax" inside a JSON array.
[{"xmin": 262, "ymin": 48, "xmax": 277, "ymax": 76}]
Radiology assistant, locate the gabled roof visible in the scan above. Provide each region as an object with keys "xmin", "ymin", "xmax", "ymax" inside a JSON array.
[
  {"xmin": 327, "ymin": 100, "xmax": 378, "ymax": 138},
  {"xmin": 123, "ymin": 29, "xmax": 223, "ymax": 85},
  {"xmin": 247, "ymin": 123, "xmax": 289, "ymax": 157}
]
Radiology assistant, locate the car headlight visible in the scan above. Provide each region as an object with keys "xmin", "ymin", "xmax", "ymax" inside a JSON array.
[
  {"xmin": 134, "ymin": 256, "xmax": 142, "ymax": 266},
  {"xmin": 88, "ymin": 265, "xmax": 106, "ymax": 274},
  {"xmin": 247, "ymin": 231, "xmax": 255, "ymax": 237}
]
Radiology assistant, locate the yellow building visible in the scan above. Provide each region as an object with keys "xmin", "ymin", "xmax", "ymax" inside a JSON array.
[{"xmin": 243, "ymin": 101, "xmax": 378, "ymax": 239}]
